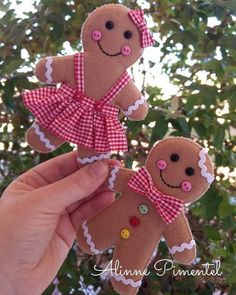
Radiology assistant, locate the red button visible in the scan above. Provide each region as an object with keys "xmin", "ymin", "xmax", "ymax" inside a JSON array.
[
  {"xmin": 74, "ymin": 91, "xmax": 83, "ymax": 102},
  {"xmin": 94, "ymin": 102, "xmax": 103, "ymax": 112},
  {"xmin": 129, "ymin": 216, "xmax": 140, "ymax": 227}
]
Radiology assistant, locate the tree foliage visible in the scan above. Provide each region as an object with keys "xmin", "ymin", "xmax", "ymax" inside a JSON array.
[{"xmin": 0, "ymin": 0, "xmax": 235, "ymax": 294}]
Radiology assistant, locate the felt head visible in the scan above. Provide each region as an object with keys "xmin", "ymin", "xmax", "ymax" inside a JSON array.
[
  {"xmin": 146, "ymin": 137, "xmax": 214, "ymax": 203},
  {"xmin": 81, "ymin": 4, "xmax": 152, "ymax": 68}
]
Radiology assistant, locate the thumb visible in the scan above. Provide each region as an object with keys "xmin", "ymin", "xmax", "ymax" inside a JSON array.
[{"xmin": 32, "ymin": 161, "xmax": 109, "ymax": 213}]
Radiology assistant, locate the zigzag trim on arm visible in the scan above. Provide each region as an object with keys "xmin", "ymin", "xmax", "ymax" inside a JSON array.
[
  {"xmin": 123, "ymin": 95, "xmax": 146, "ymax": 118},
  {"xmin": 169, "ymin": 240, "xmax": 196, "ymax": 255}
]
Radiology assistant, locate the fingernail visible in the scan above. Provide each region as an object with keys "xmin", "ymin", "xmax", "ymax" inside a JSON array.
[{"xmin": 88, "ymin": 161, "xmax": 108, "ymax": 178}]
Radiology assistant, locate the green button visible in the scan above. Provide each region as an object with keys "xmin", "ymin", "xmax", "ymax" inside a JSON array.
[{"xmin": 139, "ymin": 204, "xmax": 149, "ymax": 215}]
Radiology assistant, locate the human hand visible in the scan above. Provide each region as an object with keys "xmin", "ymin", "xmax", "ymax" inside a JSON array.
[{"xmin": 0, "ymin": 152, "xmax": 115, "ymax": 295}]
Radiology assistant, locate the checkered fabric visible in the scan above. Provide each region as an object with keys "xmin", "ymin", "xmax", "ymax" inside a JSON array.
[
  {"xmin": 128, "ymin": 167, "xmax": 184, "ymax": 224},
  {"xmin": 23, "ymin": 53, "xmax": 131, "ymax": 152},
  {"xmin": 128, "ymin": 10, "xmax": 155, "ymax": 48}
]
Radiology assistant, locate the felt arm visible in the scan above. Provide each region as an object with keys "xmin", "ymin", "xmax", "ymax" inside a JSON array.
[
  {"xmin": 34, "ymin": 55, "xmax": 75, "ymax": 86},
  {"xmin": 104, "ymin": 166, "xmax": 134, "ymax": 193},
  {"xmin": 163, "ymin": 212, "xmax": 196, "ymax": 265},
  {"xmin": 115, "ymin": 80, "xmax": 149, "ymax": 121}
]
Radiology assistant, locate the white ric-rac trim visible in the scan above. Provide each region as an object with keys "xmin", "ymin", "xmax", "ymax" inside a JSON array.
[
  {"xmin": 82, "ymin": 221, "xmax": 101, "ymax": 255},
  {"xmin": 169, "ymin": 240, "xmax": 196, "ymax": 255},
  {"xmin": 198, "ymin": 149, "xmax": 214, "ymax": 184},
  {"xmin": 123, "ymin": 95, "xmax": 146, "ymax": 117},
  {"xmin": 108, "ymin": 166, "xmax": 120, "ymax": 191},
  {"xmin": 45, "ymin": 57, "xmax": 53, "ymax": 84},
  {"xmin": 77, "ymin": 152, "xmax": 111, "ymax": 164},
  {"xmin": 32, "ymin": 122, "xmax": 55, "ymax": 151}
]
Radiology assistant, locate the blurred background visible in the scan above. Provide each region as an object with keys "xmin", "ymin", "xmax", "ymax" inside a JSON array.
[{"xmin": 0, "ymin": 0, "xmax": 235, "ymax": 294}]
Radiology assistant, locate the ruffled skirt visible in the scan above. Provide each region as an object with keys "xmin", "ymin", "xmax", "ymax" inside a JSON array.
[{"xmin": 22, "ymin": 83, "xmax": 128, "ymax": 152}]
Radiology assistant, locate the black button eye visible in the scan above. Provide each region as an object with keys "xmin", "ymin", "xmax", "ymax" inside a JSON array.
[
  {"xmin": 124, "ymin": 30, "xmax": 133, "ymax": 39},
  {"xmin": 170, "ymin": 154, "xmax": 179, "ymax": 162},
  {"xmin": 185, "ymin": 167, "xmax": 195, "ymax": 176},
  {"xmin": 105, "ymin": 21, "xmax": 114, "ymax": 30}
]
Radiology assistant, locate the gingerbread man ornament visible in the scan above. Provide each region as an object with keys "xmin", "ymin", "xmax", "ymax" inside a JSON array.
[
  {"xmin": 77, "ymin": 137, "xmax": 214, "ymax": 295},
  {"xmin": 22, "ymin": 4, "xmax": 154, "ymax": 164}
]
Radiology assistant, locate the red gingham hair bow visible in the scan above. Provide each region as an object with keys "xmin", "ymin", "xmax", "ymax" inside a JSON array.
[
  {"xmin": 128, "ymin": 168, "xmax": 184, "ymax": 224},
  {"xmin": 128, "ymin": 9, "xmax": 155, "ymax": 48}
]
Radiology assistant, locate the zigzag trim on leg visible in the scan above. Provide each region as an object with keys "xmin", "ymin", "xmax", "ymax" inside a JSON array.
[
  {"xmin": 32, "ymin": 122, "xmax": 56, "ymax": 151},
  {"xmin": 77, "ymin": 152, "xmax": 111, "ymax": 164}
]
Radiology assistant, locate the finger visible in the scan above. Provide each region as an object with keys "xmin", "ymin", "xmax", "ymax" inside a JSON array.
[
  {"xmin": 17, "ymin": 151, "xmax": 79, "ymax": 188},
  {"xmin": 32, "ymin": 161, "xmax": 109, "ymax": 213},
  {"xmin": 107, "ymin": 159, "xmax": 122, "ymax": 167},
  {"xmin": 66, "ymin": 194, "xmax": 94, "ymax": 214},
  {"xmin": 55, "ymin": 213, "xmax": 76, "ymax": 248},
  {"xmin": 67, "ymin": 183, "xmax": 114, "ymax": 213},
  {"xmin": 70, "ymin": 191, "xmax": 115, "ymax": 231},
  {"xmin": 66, "ymin": 181, "xmax": 115, "ymax": 213}
]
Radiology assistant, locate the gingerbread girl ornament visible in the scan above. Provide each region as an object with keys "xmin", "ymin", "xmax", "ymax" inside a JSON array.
[
  {"xmin": 77, "ymin": 137, "xmax": 214, "ymax": 295},
  {"xmin": 22, "ymin": 4, "xmax": 154, "ymax": 164}
]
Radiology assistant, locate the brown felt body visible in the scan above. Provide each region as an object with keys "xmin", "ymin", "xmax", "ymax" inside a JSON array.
[
  {"xmin": 77, "ymin": 137, "xmax": 214, "ymax": 295},
  {"xmin": 145, "ymin": 137, "xmax": 214, "ymax": 203},
  {"xmin": 26, "ymin": 125, "xmax": 65, "ymax": 153},
  {"xmin": 77, "ymin": 188, "xmax": 165, "ymax": 295},
  {"xmin": 26, "ymin": 4, "xmax": 149, "ymax": 154}
]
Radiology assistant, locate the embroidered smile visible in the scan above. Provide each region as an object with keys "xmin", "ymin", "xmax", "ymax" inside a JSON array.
[
  {"xmin": 160, "ymin": 170, "xmax": 181, "ymax": 189},
  {"xmin": 98, "ymin": 41, "xmax": 121, "ymax": 57}
]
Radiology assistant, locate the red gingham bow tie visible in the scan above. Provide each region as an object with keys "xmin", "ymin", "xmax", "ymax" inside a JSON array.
[
  {"xmin": 128, "ymin": 9, "xmax": 155, "ymax": 48},
  {"xmin": 128, "ymin": 168, "xmax": 184, "ymax": 224}
]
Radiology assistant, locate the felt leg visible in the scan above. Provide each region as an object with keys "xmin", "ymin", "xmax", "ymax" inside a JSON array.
[
  {"xmin": 77, "ymin": 201, "xmax": 120, "ymax": 255},
  {"xmin": 77, "ymin": 144, "xmax": 111, "ymax": 167},
  {"xmin": 110, "ymin": 236, "xmax": 159, "ymax": 295},
  {"xmin": 26, "ymin": 122, "xmax": 65, "ymax": 153}
]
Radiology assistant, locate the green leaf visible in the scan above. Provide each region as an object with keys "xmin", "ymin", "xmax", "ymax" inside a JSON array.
[
  {"xmin": 173, "ymin": 74, "xmax": 189, "ymax": 82},
  {"xmin": 2, "ymin": 58, "xmax": 24, "ymax": 75},
  {"xmin": 0, "ymin": 9, "xmax": 15, "ymax": 23},
  {"xmin": 150, "ymin": 112, "xmax": 168, "ymax": 144},
  {"xmin": 203, "ymin": 225, "xmax": 221, "ymax": 240},
  {"xmin": 125, "ymin": 156, "xmax": 134, "ymax": 169},
  {"xmin": 192, "ymin": 122, "xmax": 206, "ymax": 137},
  {"xmin": 219, "ymin": 35, "xmax": 236, "ymax": 49},
  {"xmin": 200, "ymin": 186, "xmax": 223, "ymax": 220},
  {"xmin": 187, "ymin": 84, "xmax": 218, "ymax": 107},
  {"xmin": 213, "ymin": 126, "xmax": 226, "ymax": 150},
  {"xmin": 219, "ymin": 198, "xmax": 236, "ymax": 218},
  {"xmin": 226, "ymin": 269, "xmax": 236, "ymax": 283},
  {"xmin": 205, "ymin": 59, "xmax": 224, "ymax": 79},
  {"xmin": 184, "ymin": 94, "xmax": 202, "ymax": 112},
  {"xmin": 170, "ymin": 117, "xmax": 190, "ymax": 136}
]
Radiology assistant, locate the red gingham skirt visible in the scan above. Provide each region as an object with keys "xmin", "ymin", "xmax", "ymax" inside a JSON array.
[{"xmin": 23, "ymin": 83, "xmax": 128, "ymax": 153}]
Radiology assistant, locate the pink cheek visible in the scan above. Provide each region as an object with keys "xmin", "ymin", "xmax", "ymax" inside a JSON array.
[
  {"xmin": 121, "ymin": 45, "xmax": 131, "ymax": 56},
  {"xmin": 181, "ymin": 181, "xmax": 192, "ymax": 192},
  {"xmin": 92, "ymin": 30, "xmax": 102, "ymax": 41},
  {"xmin": 157, "ymin": 160, "xmax": 167, "ymax": 171}
]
